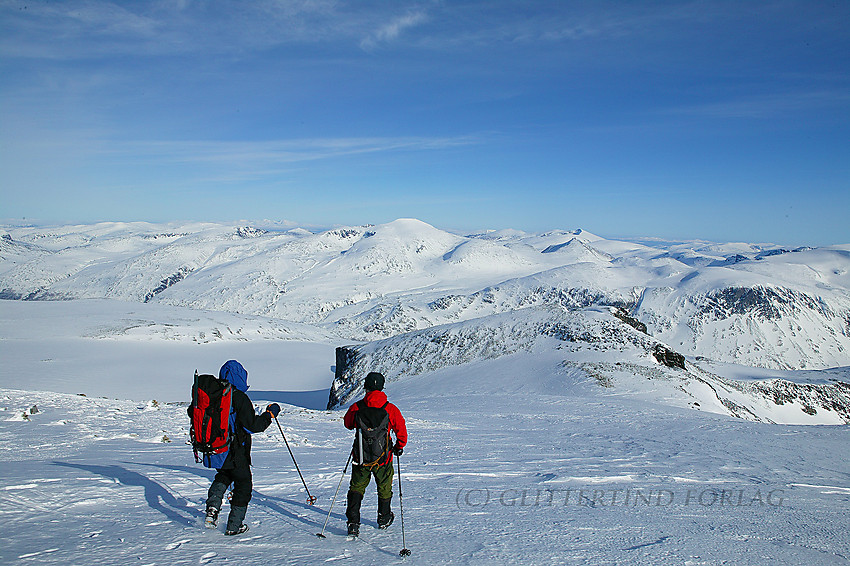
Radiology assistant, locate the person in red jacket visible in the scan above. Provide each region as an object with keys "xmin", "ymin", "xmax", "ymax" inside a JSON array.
[{"xmin": 343, "ymin": 371, "xmax": 407, "ymax": 537}]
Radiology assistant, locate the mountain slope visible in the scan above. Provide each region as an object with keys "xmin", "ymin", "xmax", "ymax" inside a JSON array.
[
  {"xmin": 328, "ymin": 305, "xmax": 850, "ymax": 424},
  {"xmin": 2, "ymin": 220, "xmax": 849, "ymax": 372}
]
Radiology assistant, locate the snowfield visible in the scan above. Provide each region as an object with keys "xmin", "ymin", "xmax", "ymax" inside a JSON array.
[
  {"xmin": 1, "ymin": 219, "xmax": 849, "ymax": 564},
  {"xmin": 1, "ymin": 346, "xmax": 849, "ymax": 565}
]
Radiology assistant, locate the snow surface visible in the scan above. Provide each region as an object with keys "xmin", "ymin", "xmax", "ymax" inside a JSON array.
[
  {"xmin": 1, "ymin": 220, "xmax": 849, "ymax": 564},
  {"xmin": 1, "ymin": 299, "xmax": 849, "ymax": 565}
]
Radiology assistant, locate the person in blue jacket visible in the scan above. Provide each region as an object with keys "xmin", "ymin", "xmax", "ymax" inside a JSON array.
[{"xmin": 204, "ymin": 360, "xmax": 280, "ymax": 535}]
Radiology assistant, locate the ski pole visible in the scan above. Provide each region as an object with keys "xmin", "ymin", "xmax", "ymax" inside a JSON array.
[
  {"xmin": 317, "ymin": 451, "xmax": 353, "ymax": 538},
  {"xmin": 396, "ymin": 455, "xmax": 411, "ymax": 557},
  {"xmin": 273, "ymin": 415, "xmax": 317, "ymax": 505}
]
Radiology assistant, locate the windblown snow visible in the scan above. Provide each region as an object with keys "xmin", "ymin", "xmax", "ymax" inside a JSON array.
[{"xmin": 1, "ymin": 219, "xmax": 848, "ymax": 564}]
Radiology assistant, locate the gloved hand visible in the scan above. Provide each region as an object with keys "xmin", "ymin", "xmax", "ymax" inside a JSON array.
[
  {"xmin": 265, "ymin": 403, "xmax": 281, "ymax": 418},
  {"xmin": 393, "ymin": 443, "xmax": 404, "ymax": 457}
]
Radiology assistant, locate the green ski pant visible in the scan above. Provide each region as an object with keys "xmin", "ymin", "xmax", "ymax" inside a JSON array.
[{"xmin": 349, "ymin": 462, "xmax": 394, "ymax": 500}]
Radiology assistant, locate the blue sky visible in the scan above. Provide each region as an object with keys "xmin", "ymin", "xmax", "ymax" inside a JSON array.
[{"xmin": 1, "ymin": 1, "xmax": 848, "ymax": 245}]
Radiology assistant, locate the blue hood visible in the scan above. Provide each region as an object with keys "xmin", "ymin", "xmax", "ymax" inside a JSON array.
[{"xmin": 219, "ymin": 360, "xmax": 249, "ymax": 392}]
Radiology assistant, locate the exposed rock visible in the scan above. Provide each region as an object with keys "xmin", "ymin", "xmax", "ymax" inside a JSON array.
[
  {"xmin": 327, "ymin": 346, "xmax": 363, "ymax": 410},
  {"xmin": 612, "ymin": 307, "xmax": 648, "ymax": 334},
  {"xmin": 144, "ymin": 266, "xmax": 194, "ymax": 303},
  {"xmin": 699, "ymin": 286, "xmax": 822, "ymax": 321},
  {"xmin": 236, "ymin": 226, "xmax": 267, "ymax": 238},
  {"xmin": 653, "ymin": 344, "xmax": 686, "ymax": 369}
]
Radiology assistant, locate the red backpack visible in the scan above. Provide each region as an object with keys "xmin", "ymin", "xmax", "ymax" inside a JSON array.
[{"xmin": 189, "ymin": 371, "xmax": 234, "ymax": 468}]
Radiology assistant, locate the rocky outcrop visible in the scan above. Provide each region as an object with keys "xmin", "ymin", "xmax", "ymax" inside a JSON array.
[
  {"xmin": 327, "ymin": 306, "xmax": 664, "ymax": 410},
  {"xmin": 326, "ymin": 306, "xmax": 850, "ymax": 424},
  {"xmin": 235, "ymin": 226, "xmax": 268, "ymax": 238},
  {"xmin": 653, "ymin": 344, "xmax": 686, "ymax": 369},
  {"xmin": 327, "ymin": 346, "xmax": 363, "ymax": 410},
  {"xmin": 612, "ymin": 308, "xmax": 648, "ymax": 334},
  {"xmin": 144, "ymin": 267, "xmax": 194, "ymax": 303}
]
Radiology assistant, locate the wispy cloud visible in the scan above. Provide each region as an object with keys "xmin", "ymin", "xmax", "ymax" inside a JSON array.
[
  {"xmin": 111, "ymin": 135, "xmax": 478, "ymax": 164},
  {"xmin": 0, "ymin": 0, "xmax": 354, "ymax": 59},
  {"xmin": 78, "ymin": 135, "xmax": 483, "ymax": 184},
  {"xmin": 0, "ymin": 0, "xmax": 735, "ymax": 61},
  {"xmin": 360, "ymin": 10, "xmax": 430, "ymax": 50}
]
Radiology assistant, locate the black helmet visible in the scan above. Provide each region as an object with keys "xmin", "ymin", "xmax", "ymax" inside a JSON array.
[{"xmin": 364, "ymin": 371, "xmax": 385, "ymax": 392}]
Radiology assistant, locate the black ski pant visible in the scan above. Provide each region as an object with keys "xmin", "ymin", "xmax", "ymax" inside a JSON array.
[{"xmin": 207, "ymin": 465, "xmax": 253, "ymax": 509}]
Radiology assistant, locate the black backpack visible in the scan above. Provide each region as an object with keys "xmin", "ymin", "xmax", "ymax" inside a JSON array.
[{"xmin": 352, "ymin": 401, "xmax": 390, "ymax": 467}]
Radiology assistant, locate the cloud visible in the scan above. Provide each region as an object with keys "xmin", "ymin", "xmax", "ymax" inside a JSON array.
[
  {"xmin": 111, "ymin": 135, "xmax": 477, "ymax": 164},
  {"xmin": 360, "ymin": 10, "xmax": 429, "ymax": 50},
  {"xmin": 68, "ymin": 135, "xmax": 483, "ymax": 184},
  {"xmin": 0, "ymin": 0, "xmax": 355, "ymax": 59},
  {"xmin": 0, "ymin": 0, "xmax": 162, "ymax": 59},
  {"xmin": 1, "ymin": 1, "xmax": 716, "ymax": 61}
]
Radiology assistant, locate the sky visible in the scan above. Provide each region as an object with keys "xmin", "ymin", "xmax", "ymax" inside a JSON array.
[{"xmin": 1, "ymin": 0, "xmax": 848, "ymax": 246}]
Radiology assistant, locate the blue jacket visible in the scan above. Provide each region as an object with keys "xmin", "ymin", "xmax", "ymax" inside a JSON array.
[{"xmin": 217, "ymin": 360, "xmax": 271, "ymax": 469}]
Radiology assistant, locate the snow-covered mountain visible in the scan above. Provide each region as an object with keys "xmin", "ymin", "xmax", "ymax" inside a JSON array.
[
  {"xmin": 2, "ymin": 220, "xmax": 850, "ymax": 563},
  {"xmin": 3, "ymin": 219, "xmax": 849, "ymax": 372},
  {"xmin": 328, "ymin": 305, "xmax": 850, "ymax": 424}
]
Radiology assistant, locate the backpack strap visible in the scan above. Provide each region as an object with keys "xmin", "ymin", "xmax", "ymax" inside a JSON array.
[
  {"xmin": 357, "ymin": 400, "xmax": 389, "ymax": 410},
  {"xmin": 381, "ymin": 401, "xmax": 391, "ymax": 462}
]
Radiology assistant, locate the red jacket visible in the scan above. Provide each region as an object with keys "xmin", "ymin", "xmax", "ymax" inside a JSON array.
[{"xmin": 344, "ymin": 390, "xmax": 407, "ymax": 466}]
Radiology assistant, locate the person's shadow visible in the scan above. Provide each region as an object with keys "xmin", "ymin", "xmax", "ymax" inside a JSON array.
[
  {"xmin": 53, "ymin": 460, "xmax": 398, "ymax": 557},
  {"xmin": 120, "ymin": 462, "xmax": 345, "ymax": 534},
  {"xmin": 52, "ymin": 461, "xmax": 196, "ymax": 526}
]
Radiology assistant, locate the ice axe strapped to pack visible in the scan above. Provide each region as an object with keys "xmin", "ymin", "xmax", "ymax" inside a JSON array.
[{"xmin": 188, "ymin": 371, "xmax": 234, "ymax": 468}]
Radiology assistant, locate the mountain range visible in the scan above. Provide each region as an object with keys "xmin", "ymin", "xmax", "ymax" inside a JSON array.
[{"xmin": 2, "ymin": 218, "xmax": 849, "ymax": 422}]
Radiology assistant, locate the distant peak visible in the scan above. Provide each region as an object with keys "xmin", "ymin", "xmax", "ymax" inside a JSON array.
[{"xmin": 383, "ymin": 218, "xmax": 436, "ymax": 229}]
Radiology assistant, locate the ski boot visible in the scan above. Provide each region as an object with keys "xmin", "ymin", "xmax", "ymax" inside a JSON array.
[
  {"xmin": 204, "ymin": 506, "xmax": 219, "ymax": 529},
  {"xmin": 378, "ymin": 497, "xmax": 394, "ymax": 529},
  {"xmin": 347, "ymin": 522, "xmax": 360, "ymax": 538},
  {"xmin": 224, "ymin": 505, "xmax": 249, "ymax": 536}
]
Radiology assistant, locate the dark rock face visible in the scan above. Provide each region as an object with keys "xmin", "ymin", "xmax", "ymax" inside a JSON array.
[
  {"xmin": 653, "ymin": 344, "xmax": 686, "ymax": 369},
  {"xmin": 699, "ymin": 286, "xmax": 826, "ymax": 322},
  {"xmin": 750, "ymin": 379, "xmax": 850, "ymax": 421},
  {"xmin": 755, "ymin": 249, "xmax": 790, "ymax": 260},
  {"xmin": 144, "ymin": 266, "xmax": 193, "ymax": 303},
  {"xmin": 327, "ymin": 345, "xmax": 363, "ymax": 410},
  {"xmin": 612, "ymin": 308, "xmax": 648, "ymax": 334},
  {"xmin": 711, "ymin": 254, "xmax": 750, "ymax": 266},
  {"xmin": 236, "ymin": 226, "xmax": 268, "ymax": 238},
  {"xmin": 0, "ymin": 288, "xmax": 22, "ymax": 300}
]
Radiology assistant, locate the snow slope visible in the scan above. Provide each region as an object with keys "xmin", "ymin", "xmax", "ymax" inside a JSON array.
[
  {"xmin": 1, "ymin": 220, "xmax": 850, "ymax": 563},
  {"xmin": 0, "ymin": 299, "xmax": 336, "ymax": 403},
  {"xmin": 2, "ymin": 326, "xmax": 849, "ymax": 565},
  {"xmin": 2, "ymin": 220, "xmax": 849, "ymax": 372},
  {"xmin": 329, "ymin": 305, "xmax": 850, "ymax": 425}
]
